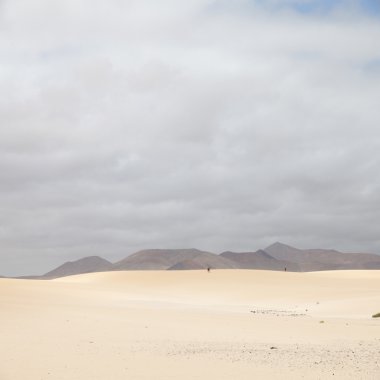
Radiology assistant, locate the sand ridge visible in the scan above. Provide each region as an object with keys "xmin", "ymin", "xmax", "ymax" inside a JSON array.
[{"xmin": 1, "ymin": 270, "xmax": 379, "ymax": 379}]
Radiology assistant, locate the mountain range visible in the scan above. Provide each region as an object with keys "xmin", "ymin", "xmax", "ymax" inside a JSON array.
[{"xmin": 5, "ymin": 242, "xmax": 380, "ymax": 279}]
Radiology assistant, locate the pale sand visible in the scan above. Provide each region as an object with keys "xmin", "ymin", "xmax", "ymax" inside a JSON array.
[{"xmin": 0, "ymin": 270, "xmax": 379, "ymax": 379}]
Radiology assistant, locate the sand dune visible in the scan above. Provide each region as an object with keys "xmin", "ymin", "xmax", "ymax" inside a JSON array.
[{"xmin": 1, "ymin": 270, "xmax": 379, "ymax": 379}]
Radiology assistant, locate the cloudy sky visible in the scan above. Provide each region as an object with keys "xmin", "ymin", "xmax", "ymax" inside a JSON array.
[{"xmin": 1, "ymin": 0, "xmax": 380, "ymax": 276}]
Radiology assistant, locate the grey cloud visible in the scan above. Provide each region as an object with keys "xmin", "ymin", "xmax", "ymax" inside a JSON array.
[{"xmin": 0, "ymin": 0, "xmax": 380, "ymax": 275}]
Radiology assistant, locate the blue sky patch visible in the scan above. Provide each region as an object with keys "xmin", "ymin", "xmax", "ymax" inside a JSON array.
[{"xmin": 253, "ymin": 0, "xmax": 380, "ymax": 16}]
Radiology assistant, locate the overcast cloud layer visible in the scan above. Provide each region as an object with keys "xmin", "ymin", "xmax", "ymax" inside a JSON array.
[{"xmin": 1, "ymin": 0, "xmax": 380, "ymax": 276}]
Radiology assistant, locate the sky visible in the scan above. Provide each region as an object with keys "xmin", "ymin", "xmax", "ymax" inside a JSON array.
[{"xmin": 1, "ymin": 0, "xmax": 380, "ymax": 276}]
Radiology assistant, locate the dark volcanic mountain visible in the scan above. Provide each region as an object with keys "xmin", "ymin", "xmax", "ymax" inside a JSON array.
[
  {"xmin": 168, "ymin": 259, "xmax": 211, "ymax": 270},
  {"xmin": 264, "ymin": 242, "xmax": 380, "ymax": 271},
  {"xmin": 220, "ymin": 249, "xmax": 299, "ymax": 271},
  {"xmin": 19, "ymin": 243, "xmax": 380, "ymax": 279},
  {"xmin": 42, "ymin": 256, "xmax": 113, "ymax": 279},
  {"xmin": 113, "ymin": 249, "xmax": 238, "ymax": 271}
]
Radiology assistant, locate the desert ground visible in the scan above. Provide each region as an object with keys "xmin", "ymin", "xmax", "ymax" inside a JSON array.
[{"xmin": 0, "ymin": 270, "xmax": 379, "ymax": 379}]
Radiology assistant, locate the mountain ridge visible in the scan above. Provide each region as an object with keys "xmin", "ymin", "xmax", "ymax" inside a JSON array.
[
  {"xmin": 7, "ymin": 242, "xmax": 380, "ymax": 279},
  {"xmin": 264, "ymin": 242, "xmax": 380, "ymax": 271},
  {"xmin": 221, "ymin": 249, "xmax": 299, "ymax": 271},
  {"xmin": 112, "ymin": 248, "xmax": 238, "ymax": 271},
  {"xmin": 42, "ymin": 256, "xmax": 113, "ymax": 279}
]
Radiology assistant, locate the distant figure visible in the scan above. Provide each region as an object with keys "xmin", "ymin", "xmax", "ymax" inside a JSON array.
[
  {"xmin": 207, "ymin": 267, "xmax": 211, "ymax": 273},
  {"xmin": 284, "ymin": 267, "xmax": 287, "ymax": 272}
]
